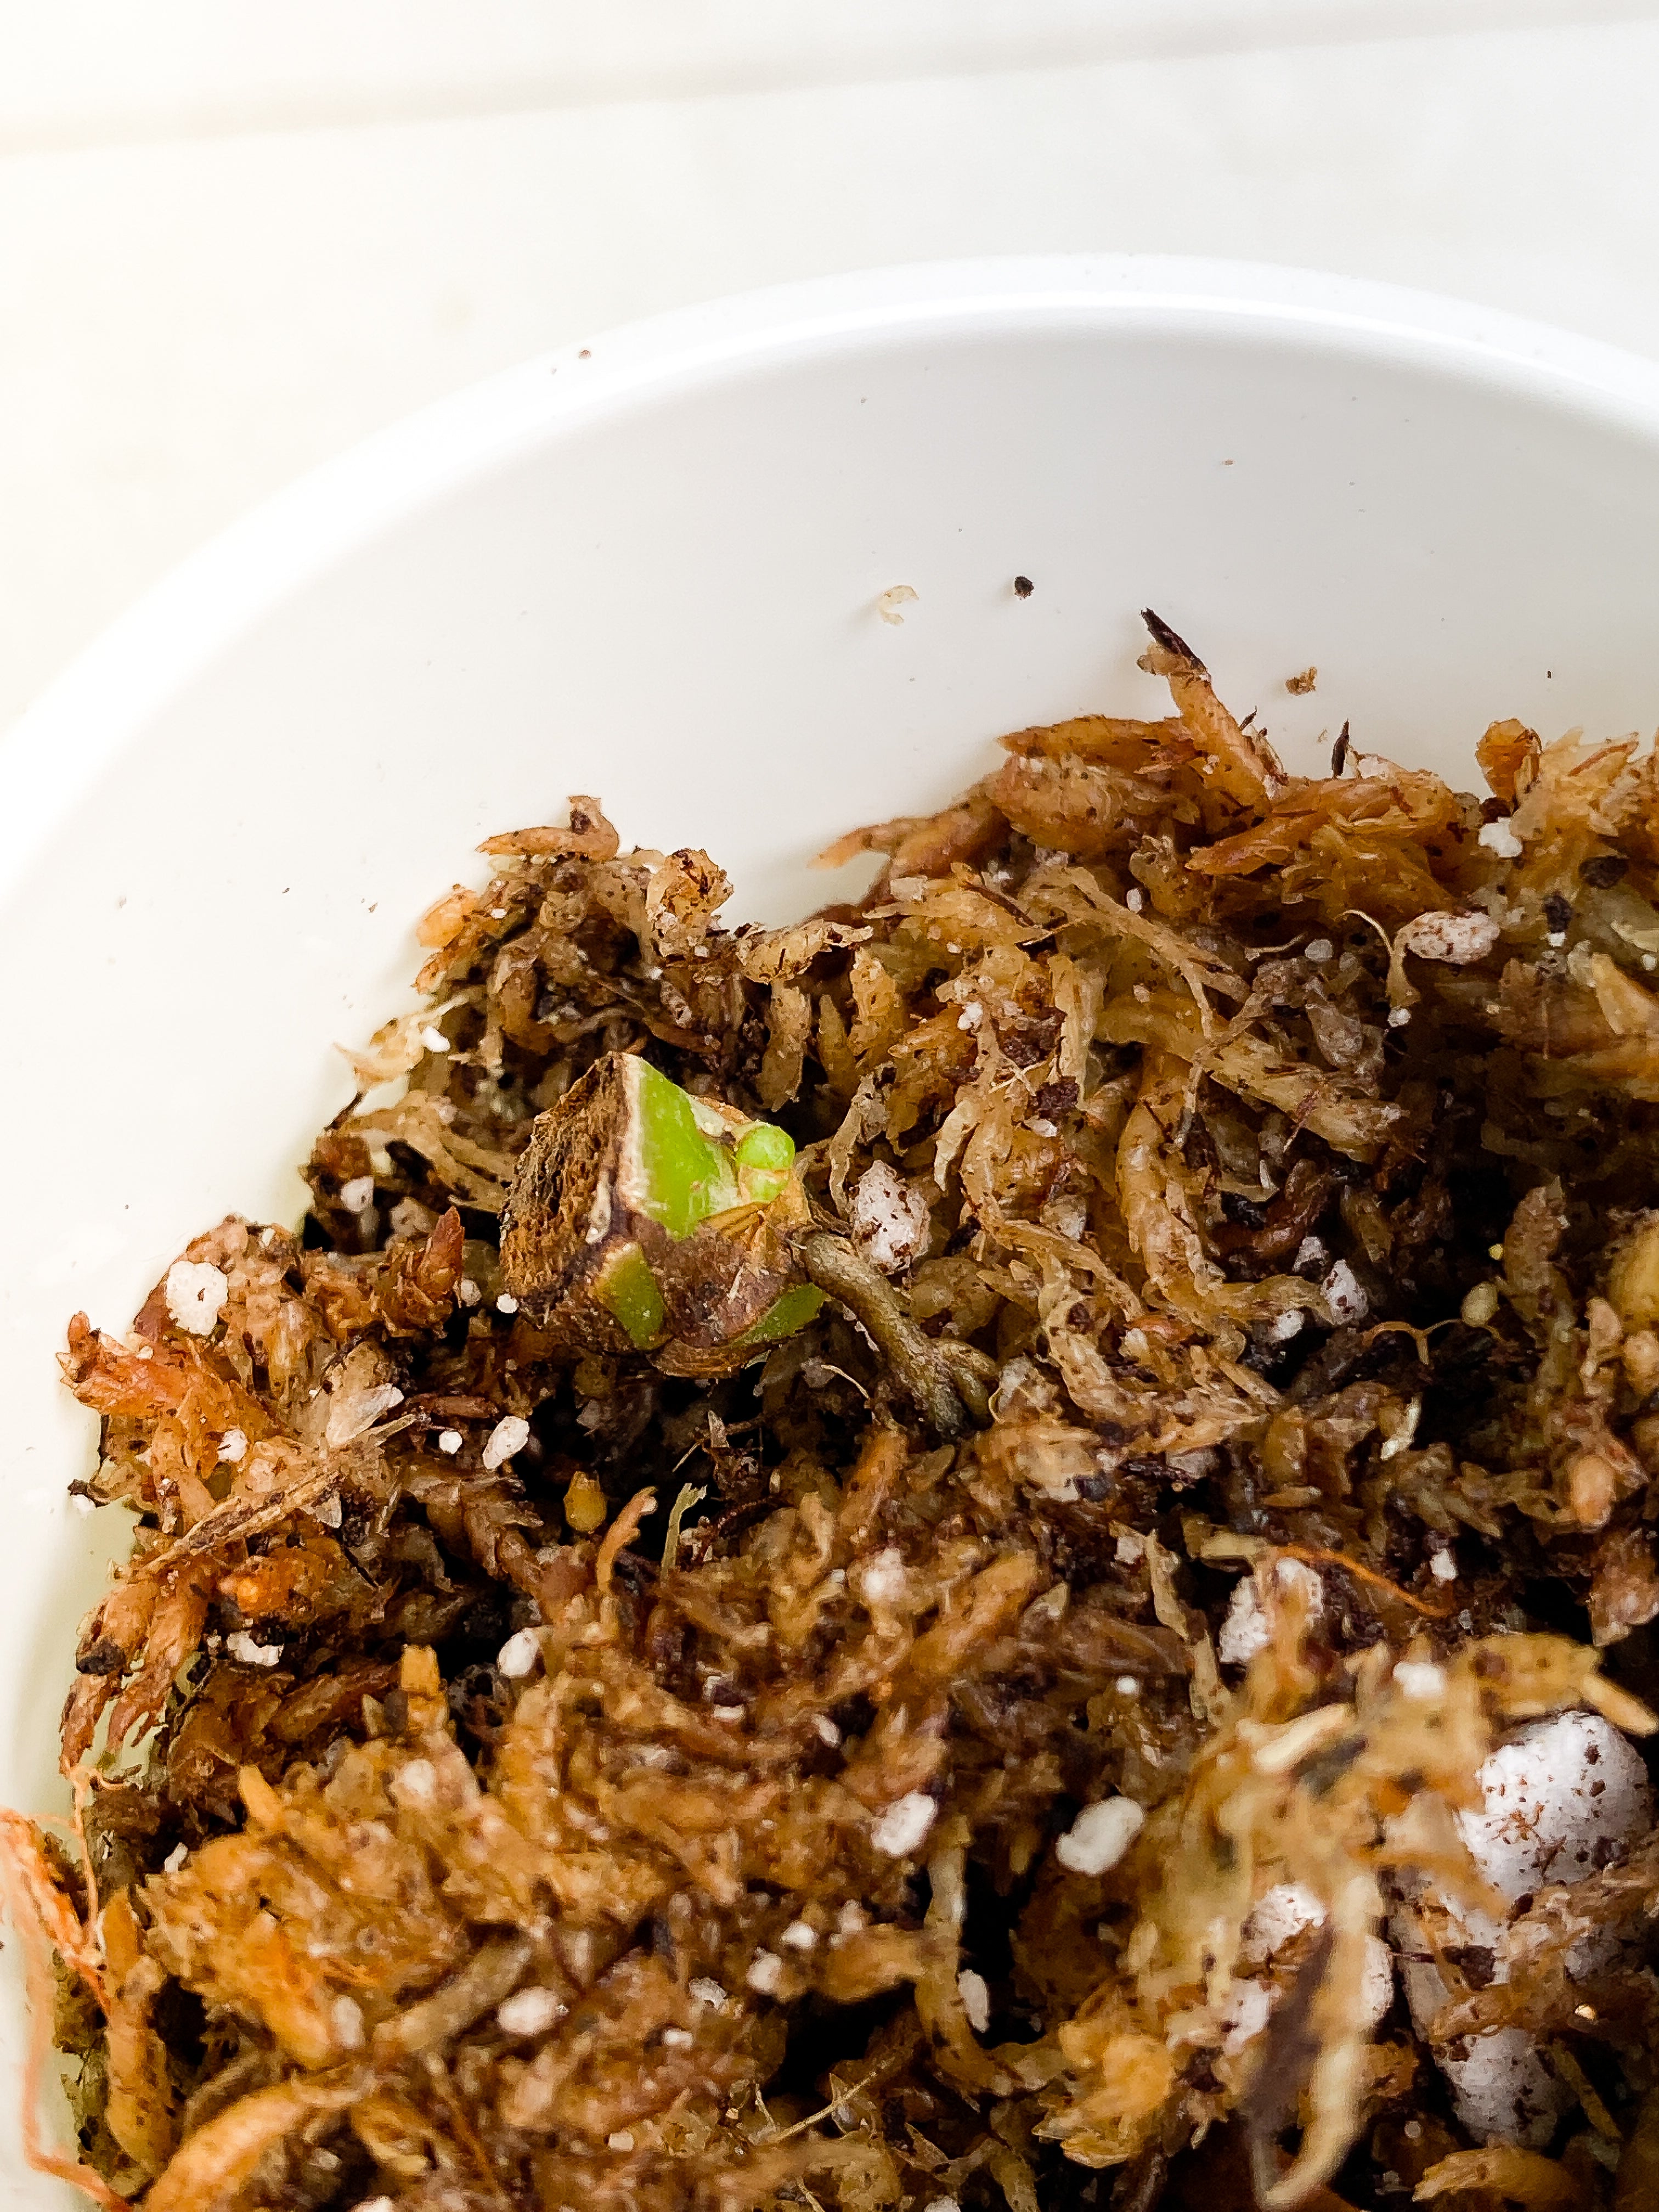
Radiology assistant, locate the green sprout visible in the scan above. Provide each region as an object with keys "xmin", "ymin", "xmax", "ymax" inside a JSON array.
[
  {"xmin": 503, "ymin": 1052, "xmax": 987, "ymax": 1436},
  {"xmin": 594, "ymin": 1242, "xmax": 668, "ymax": 1350},
  {"xmin": 502, "ymin": 1054, "xmax": 822, "ymax": 1365}
]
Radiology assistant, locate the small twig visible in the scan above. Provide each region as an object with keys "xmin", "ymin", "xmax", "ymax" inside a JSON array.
[
  {"xmin": 805, "ymin": 1362, "xmax": 871, "ymax": 1402},
  {"xmin": 795, "ymin": 1233, "xmax": 970, "ymax": 1440},
  {"xmin": 1548, "ymin": 2040, "xmax": 1620, "ymax": 2141},
  {"xmin": 597, "ymin": 1488, "xmax": 658, "ymax": 1593},
  {"xmin": 663, "ymin": 1484, "xmax": 707, "ymax": 1575},
  {"xmin": 1359, "ymin": 1317, "xmax": 1459, "ymax": 1364},
  {"xmin": 1141, "ymin": 606, "xmax": 1206, "ymax": 672},
  {"xmin": 0, "ymin": 1849, "xmax": 124, "ymax": 2210},
  {"xmin": 1340, "ymin": 907, "xmax": 1395, "ymax": 960},
  {"xmin": 66, "ymin": 1764, "xmax": 100, "ymax": 1947},
  {"xmin": 757, "ymin": 2069, "xmax": 881, "ymax": 2146},
  {"xmin": 424, "ymin": 2053, "xmax": 513, "ymax": 2206},
  {"xmin": 936, "ymin": 1341, "xmax": 995, "ymax": 1426},
  {"xmin": 1277, "ymin": 1543, "xmax": 1454, "ymax": 1621}
]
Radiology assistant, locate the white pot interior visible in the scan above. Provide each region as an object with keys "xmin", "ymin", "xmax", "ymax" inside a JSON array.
[{"xmin": 5, "ymin": 257, "xmax": 1659, "ymax": 2194}]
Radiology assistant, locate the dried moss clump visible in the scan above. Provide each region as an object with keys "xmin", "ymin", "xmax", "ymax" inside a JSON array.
[{"xmin": 11, "ymin": 618, "xmax": 1659, "ymax": 2211}]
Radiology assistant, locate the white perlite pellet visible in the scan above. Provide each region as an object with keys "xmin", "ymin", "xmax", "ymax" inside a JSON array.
[
  {"xmin": 1242, "ymin": 1882, "xmax": 1323, "ymax": 1960},
  {"xmin": 338, "ymin": 1175, "xmax": 375, "ymax": 1214},
  {"xmin": 497, "ymin": 1987, "xmax": 564, "ymax": 2037},
  {"xmin": 858, "ymin": 1547, "xmax": 908, "ymax": 1607},
  {"xmin": 1478, "ymin": 819, "xmax": 1523, "ymax": 858},
  {"xmin": 957, "ymin": 1969, "xmax": 991, "ymax": 2033},
  {"xmin": 1398, "ymin": 1709, "xmax": 1652, "ymax": 2146},
  {"xmin": 1462, "ymin": 1709, "xmax": 1650, "ymax": 1897},
  {"xmin": 1054, "ymin": 1796, "xmax": 1144, "ymax": 1877},
  {"xmin": 1396, "ymin": 910, "xmax": 1502, "ymax": 965},
  {"xmin": 225, "ymin": 1631, "xmax": 282, "ymax": 1667},
  {"xmin": 482, "ymin": 1414, "xmax": 531, "ymax": 1470},
  {"xmin": 1218, "ymin": 1559, "xmax": 1324, "ymax": 1667},
  {"xmin": 848, "ymin": 1160, "xmax": 931, "ymax": 1275},
  {"xmin": 1394, "ymin": 1661, "xmax": 1445, "ymax": 1702},
  {"xmin": 1320, "ymin": 1258, "xmax": 1369, "ymax": 1324},
  {"xmin": 870, "ymin": 1791, "xmax": 938, "ymax": 1858},
  {"xmin": 496, "ymin": 1628, "xmax": 541, "ymax": 1679},
  {"xmin": 1378, "ymin": 1398, "xmax": 1422, "ymax": 1462},
  {"xmin": 689, "ymin": 1977, "xmax": 727, "ymax": 2011},
  {"xmin": 165, "ymin": 1259, "xmax": 228, "ymax": 1336},
  {"xmin": 746, "ymin": 1950, "xmax": 783, "ymax": 1995},
  {"xmin": 1360, "ymin": 1939, "xmax": 1396, "ymax": 2025},
  {"xmin": 391, "ymin": 1758, "xmax": 437, "ymax": 1809},
  {"xmin": 1239, "ymin": 1884, "xmax": 1393, "ymax": 2035},
  {"xmin": 1218, "ymin": 1978, "xmax": 1271, "ymax": 2056}
]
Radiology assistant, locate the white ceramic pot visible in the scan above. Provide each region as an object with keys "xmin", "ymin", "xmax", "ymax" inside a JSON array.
[{"xmin": 5, "ymin": 255, "xmax": 1659, "ymax": 2194}]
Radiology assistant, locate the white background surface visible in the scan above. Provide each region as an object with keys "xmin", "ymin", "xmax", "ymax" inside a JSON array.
[{"xmin": 6, "ymin": 1, "xmax": 1659, "ymax": 736}]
